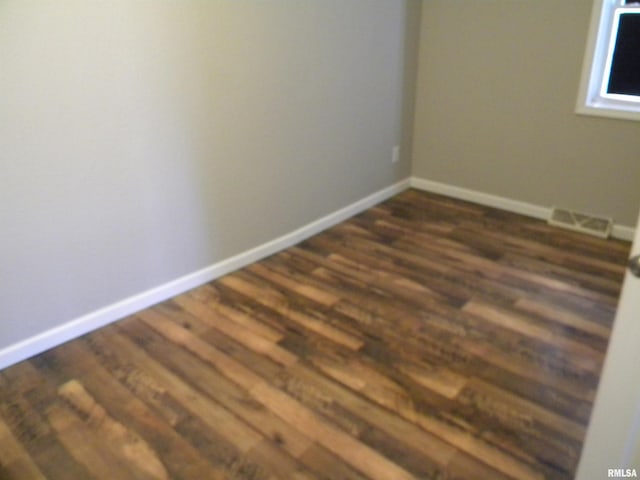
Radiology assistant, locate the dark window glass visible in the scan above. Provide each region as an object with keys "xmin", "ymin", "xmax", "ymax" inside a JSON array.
[{"xmin": 607, "ymin": 13, "xmax": 640, "ymax": 95}]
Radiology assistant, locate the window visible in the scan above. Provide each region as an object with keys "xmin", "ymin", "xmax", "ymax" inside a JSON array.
[{"xmin": 577, "ymin": 0, "xmax": 640, "ymax": 121}]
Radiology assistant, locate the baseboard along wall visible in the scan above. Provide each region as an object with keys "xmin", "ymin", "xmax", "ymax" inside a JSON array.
[
  {"xmin": 410, "ymin": 177, "xmax": 635, "ymax": 242},
  {"xmin": 0, "ymin": 179, "xmax": 410, "ymax": 371},
  {"xmin": 1, "ymin": 176, "xmax": 633, "ymax": 371}
]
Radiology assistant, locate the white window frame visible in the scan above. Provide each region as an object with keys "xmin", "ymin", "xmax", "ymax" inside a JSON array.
[{"xmin": 576, "ymin": 0, "xmax": 640, "ymax": 121}]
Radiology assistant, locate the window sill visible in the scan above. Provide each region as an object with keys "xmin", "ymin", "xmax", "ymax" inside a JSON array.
[{"xmin": 576, "ymin": 102, "xmax": 640, "ymax": 122}]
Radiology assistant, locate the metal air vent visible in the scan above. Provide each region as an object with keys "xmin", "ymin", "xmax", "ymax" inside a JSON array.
[{"xmin": 548, "ymin": 207, "xmax": 612, "ymax": 239}]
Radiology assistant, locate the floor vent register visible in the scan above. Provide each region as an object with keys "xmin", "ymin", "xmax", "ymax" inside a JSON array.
[{"xmin": 548, "ymin": 207, "xmax": 612, "ymax": 239}]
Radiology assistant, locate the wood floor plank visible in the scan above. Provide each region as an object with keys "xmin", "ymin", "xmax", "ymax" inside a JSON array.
[
  {"xmin": 249, "ymin": 381, "xmax": 416, "ymax": 480},
  {"xmin": 30, "ymin": 342, "xmax": 229, "ymax": 480},
  {"xmin": 0, "ymin": 364, "xmax": 97, "ymax": 480},
  {"xmin": 57, "ymin": 379, "xmax": 170, "ymax": 480},
  {"xmin": 103, "ymin": 324, "xmax": 265, "ymax": 454},
  {"xmin": 290, "ymin": 355, "xmax": 546, "ymax": 480},
  {"xmin": 136, "ymin": 306, "xmax": 420, "ymax": 479},
  {"xmin": 462, "ymin": 299, "xmax": 604, "ymax": 369},
  {"xmin": 0, "ymin": 414, "xmax": 46, "ymax": 480},
  {"xmin": 277, "ymin": 361, "xmax": 458, "ymax": 468},
  {"xmin": 298, "ymin": 444, "xmax": 370, "ymax": 480},
  {"xmin": 185, "ymin": 289, "xmax": 285, "ymax": 343},
  {"xmin": 220, "ymin": 272, "xmax": 364, "ymax": 351},
  {"xmin": 0, "ymin": 189, "xmax": 629, "ymax": 480},
  {"xmin": 133, "ymin": 312, "xmax": 313, "ymax": 459},
  {"xmin": 46, "ymin": 402, "xmax": 149, "ymax": 480},
  {"xmin": 514, "ymin": 297, "xmax": 611, "ymax": 340}
]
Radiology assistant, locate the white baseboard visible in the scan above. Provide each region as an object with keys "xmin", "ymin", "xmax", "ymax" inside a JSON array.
[
  {"xmin": 2, "ymin": 176, "xmax": 631, "ymax": 370},
  {"xmin": 612, "ymin": 225, "xmax": 635, "ymax": 242},
  {"xmin": 410, "ymin": 177, "xmax": 635, "ymax": 242},
  {"xmin": 0, "ymin": 179, "xmax": 410, "ymax": 371}
]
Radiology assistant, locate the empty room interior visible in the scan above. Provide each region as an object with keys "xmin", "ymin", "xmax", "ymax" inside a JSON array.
[{"xmin": 2, "ymin": 1, "xmax": 640, "ymax": 479}]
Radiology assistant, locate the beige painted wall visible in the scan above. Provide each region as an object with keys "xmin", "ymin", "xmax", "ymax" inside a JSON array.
[
  {"xmin": 0, "ymin": 0, "xmax": 420, "ymax": 349},
  {"xmin": 413, "ymin": 0, "xmax": 640, "ymax": 226}
]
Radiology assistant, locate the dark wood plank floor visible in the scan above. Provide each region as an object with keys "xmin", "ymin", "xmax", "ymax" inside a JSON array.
[{"xmin": 0, "ymin": 189, "xmax": 631, "ymax": 480}]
